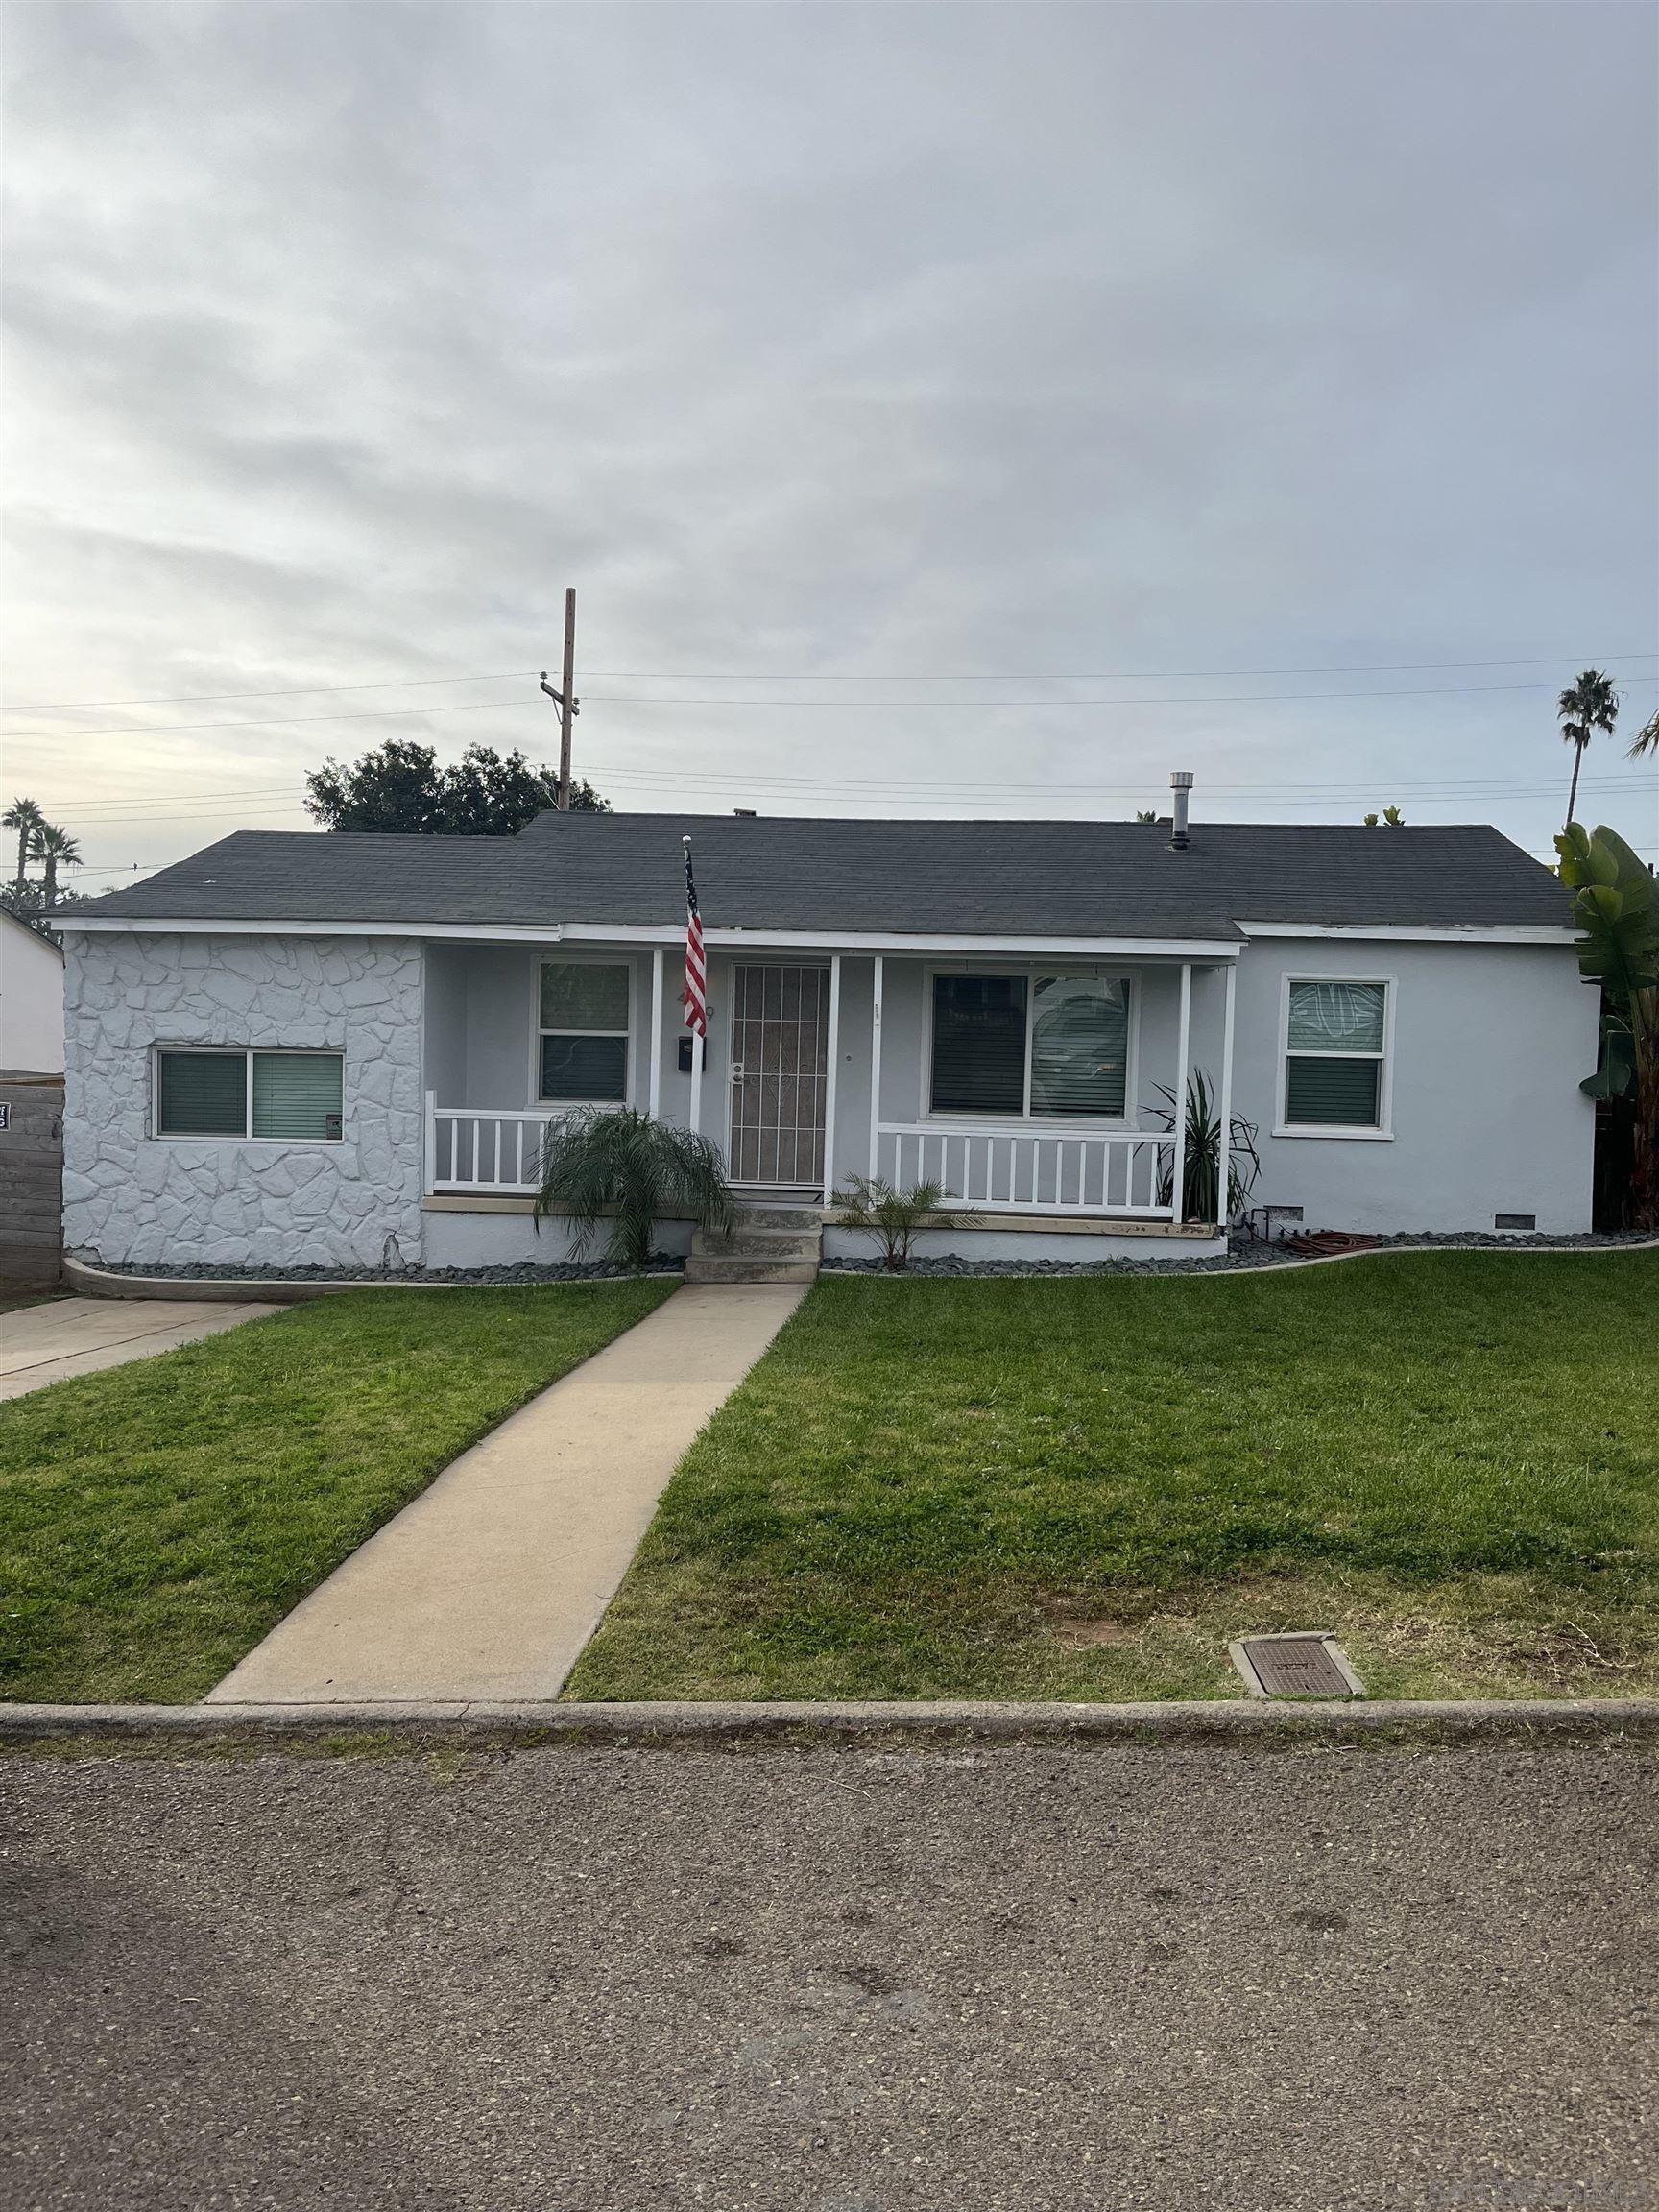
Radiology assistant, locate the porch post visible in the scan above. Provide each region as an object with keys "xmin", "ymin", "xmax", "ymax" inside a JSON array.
[
  {"xmin": 1215, "ymin": 961, "xmax": 1238, "ymax": 1229},
  {"xmin": 647, "ymin": 949, "xmax": 664, "ymax": 1120},
  {"xmin": 822, "ymin": 952, "xmax": 842, "ymax": 1205},
  {"xmin": 867, "ymin": 953, "xmax": 884, "ymax": 1180},
  {"xmin": 423, "ymin": 1089, "xmax": 437, "ymax": 1196},
  {"xmin": 1169, "ymin": 962, "xmax": 1192, "ymax": 1220}
]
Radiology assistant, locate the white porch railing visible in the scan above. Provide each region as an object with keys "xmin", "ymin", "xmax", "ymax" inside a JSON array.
[
  {"xmin": 876, "ymin": 1122, "xmax": 1176, "ymax": 1218},
  {"xmin": 426, "ymin": 1098, "xmax": 556, "ymax": 1194}
]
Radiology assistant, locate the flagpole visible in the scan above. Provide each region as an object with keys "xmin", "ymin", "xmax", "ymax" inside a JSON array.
[{"xmin": 689, "ymin": 989, "xmax": 705, "ymax": 1136}]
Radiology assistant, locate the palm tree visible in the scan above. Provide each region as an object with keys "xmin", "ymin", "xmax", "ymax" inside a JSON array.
[
  {"xmin": 1630, "ymin": 706, "xmax": 1658, "ymax": 759},
  {"xmin": 33, "ymin": 822, "xmax": 82, "ymax": 904},
  {"xmin": 1557, "ymin": 669, "xmax": 1619, "ymax": 827},
  {"xmin": 534, "ymin": 1106, "xmax": 734, "ymax": 1269},
  {"xmin": 2, "ymin": 797, "xmax": 44, "ymax": 890}
]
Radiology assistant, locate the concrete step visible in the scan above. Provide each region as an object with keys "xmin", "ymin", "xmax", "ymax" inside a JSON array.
[
  {"xmin": 693, "ymin": 1228, "xmax": 822, "ymax": 1261},
  {"xmin": 728, "ymin": 1205, "xmax": 823, "ymax": 1231},
  {"xmin": 683, "ymin": 1254, "xmax": 821, "ymax": 1285}
]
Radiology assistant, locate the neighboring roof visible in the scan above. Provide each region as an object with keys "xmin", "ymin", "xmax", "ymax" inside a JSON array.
[
  {"xmin": 61, "ymin": 813, "xmax": 1574, "ymax": 940},
  {"xmin": 1, "ymin": 906, "xmax": 65, "ymax": 961}
]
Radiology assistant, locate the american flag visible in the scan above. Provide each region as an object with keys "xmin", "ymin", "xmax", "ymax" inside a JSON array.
[{"xmin": 682, "ymin": 836, "xmax": 707, "ymax": 1037}]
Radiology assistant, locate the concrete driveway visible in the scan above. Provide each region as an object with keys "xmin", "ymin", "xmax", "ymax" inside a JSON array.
[
  {"xmin": 0, "ymin": 1294, "xmax": 280, "ymax": 1401},
  {"xmin": 3, "ymin": 1741, "xmax": 1654, "ymax": 2209}
]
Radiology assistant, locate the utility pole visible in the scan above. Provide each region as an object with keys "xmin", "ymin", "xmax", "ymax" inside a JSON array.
[{"xmin": 538, "ymin": 587, "xmax": 579, "ymax": 808}]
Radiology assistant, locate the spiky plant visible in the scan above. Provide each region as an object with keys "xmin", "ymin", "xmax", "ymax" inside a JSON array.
[
  {"xmin": 831, "ymin": 1175, "xmax": 957, "ymax": 1271},
  {"xmin": 1558, "ymin": 669, "xmax": 1619, "ymax": 828},
  {"xmin": 533, "ymin": 1107, "xmax": 734, "ymax": 1270},
  {"xmin": 1151, "ymin": 1070, "xmax": 1262, "ymax": 1225}
]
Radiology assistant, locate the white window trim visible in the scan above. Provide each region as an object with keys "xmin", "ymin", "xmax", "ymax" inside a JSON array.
[
  {"xmin": 1274, "ymin": 974, "xmax": 1395, "ymax": 1141},
  {"xmin": 150, "ymin": 1046, "xmax": 346, "ymax": 1144},
  {"xmin": 532, "ymin": 954, "xmax": 635, "ymax": 1108},
  {"xmin": 922, "ymin": 963, "xmax": 1141, "ymax": 1130}
]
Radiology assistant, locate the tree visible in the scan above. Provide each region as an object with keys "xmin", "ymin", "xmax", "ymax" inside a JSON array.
[
  {"xmin": 533, "ymin": 1107, "xmax": 734, "ymax": 1269},
  {"xmin": 1363, "ymin": 806, "xmax": 1406, "ymax": 827},
  {"xmin": 33, "ymin": 822, "xmax": 82, "ymax": 904},
  {"xmin": 304, "ymin": 740, "xmax": 609, "ymax": 833},
  {"xmin": 1557, "ymin": 670, "xmax": 1619, "ymax": 828},
  {"xmin": 3, "ymin": 796, "xmax": 44, "ymax": 889},
  {"xmin": 1630, "ymin": 705, "xmax": 1658, "ymax": 759},
  {"xmin": 1555, "ymin": 823, "xmax": 1659, "ymax": 1229},
  {"xmin": 1134, "ymin": 809, "xmax": 1158, "ymax": 825}
]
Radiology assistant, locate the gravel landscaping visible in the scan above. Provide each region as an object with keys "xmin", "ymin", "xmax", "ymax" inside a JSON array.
[
  {"xmin": 84, "ymin": 1256, "xmax": 685, "ymax": 1285},
  {"xmin": 826, "ymin": 1227, "xmax": 1658, "ymax": 1278}
]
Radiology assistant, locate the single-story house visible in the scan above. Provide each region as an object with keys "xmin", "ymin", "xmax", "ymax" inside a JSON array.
[{"xmin": 56, "ymin": 781, "xmax": 1597, "ymax": 1273}]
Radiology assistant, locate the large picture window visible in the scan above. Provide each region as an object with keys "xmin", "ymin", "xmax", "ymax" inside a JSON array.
[
  {"xmin": 1280, "ymin": 979, "xmax": 1390, "ymax": 1132},
  {"xmin": 930, "ymin": 973, "xmax": 1130, "ymax": 1119},
  {"xmin": 539, "ymin": 961, "xmax": 630, "ymax": 1102},
  {"xmin": 155, "ymin": 1048, "xmax": 343, "ymax": 1141}
]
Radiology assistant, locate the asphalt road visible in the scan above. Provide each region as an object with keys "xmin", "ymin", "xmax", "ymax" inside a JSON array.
[{"xmin": 3, "ymin": 1742, "xmax": 1656, "ymax": 2210}]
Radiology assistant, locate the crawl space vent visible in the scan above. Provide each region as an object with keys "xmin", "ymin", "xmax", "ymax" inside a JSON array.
[{"xmin": 1494, "ymin": 1214, "xmax": 1536, "ymax": 1232}]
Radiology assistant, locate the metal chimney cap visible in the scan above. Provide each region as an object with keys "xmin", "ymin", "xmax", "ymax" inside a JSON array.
[{"xmin": 1170, "ymin": 770, "xmax": 1195, "ymax": 790}]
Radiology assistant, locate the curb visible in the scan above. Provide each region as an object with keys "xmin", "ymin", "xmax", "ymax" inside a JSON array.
[{"xmin": 4, "ymin": 1696, "xmax": 1659, "ymax": 1749}]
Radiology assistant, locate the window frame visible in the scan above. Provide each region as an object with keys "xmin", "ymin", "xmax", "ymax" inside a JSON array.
[
  {"xmin": 532, "ymin": 955, "xmax": 635, "ymax": 1108},
  {"xmin": 150, "ymin": 1046, "xmax": 346, "ymax": 1143},
  {"xmin": 922, "ymin": 964, "xmax": 1139, "ymax": 1128},
  {"xmin": 1274, "ymin": 973, "xmax": 1395, "ymax": 1141}
]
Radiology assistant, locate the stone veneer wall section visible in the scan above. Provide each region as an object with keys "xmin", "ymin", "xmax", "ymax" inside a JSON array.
[{"xmin": 63, "ymin": 932, "xmax": 426, "ymax": 1270}]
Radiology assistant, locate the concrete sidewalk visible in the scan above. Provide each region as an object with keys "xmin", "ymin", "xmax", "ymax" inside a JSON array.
[
  {"xmin": 0, "ymin": 1294, "xmax": 281, "ymax": 1401},
  {"xmin": 208, "ymin": 1282, "xmax": 805, "ymax": 1705}
]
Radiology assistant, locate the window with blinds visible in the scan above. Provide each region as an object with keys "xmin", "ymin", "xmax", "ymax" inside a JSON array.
[
  {"xmin": 1282, "ymin": 980, "xmax": 1388, "ymax": 1129},
  {"xmin": 156, "ymin": 1050, "xmax": 343, "ymax": 1139},
  {"xmin": 930, "ymin": 975, "xmax": 1027, "ymax": 1114},
  {"xmin": 157, "ymin": 1050, "xmax": 248, "ymax": 1136},
  {"xmin": 930, "ymin": 973, "xmax": 1132, "ymax": 1119},
  {"xmin": 540, "ymin": 961, "xmax": 630, "ymax": 1102},
  {"xmin": 1030, "ymin": 976, "xmax": 1129, "ymax": 1118},
  {"xmin": 252, "ymin": 1053, "xmax": 344, "ymax": 1140}
]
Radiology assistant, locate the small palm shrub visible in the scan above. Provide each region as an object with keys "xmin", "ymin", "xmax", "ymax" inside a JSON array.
[
  {"xmin": 534, "ymin": 1108, "xmax": 735, "ymax": 1270},
  {"xmin": 832, "ymin": 1175, "xmax": 957, "ymax": 1272}
]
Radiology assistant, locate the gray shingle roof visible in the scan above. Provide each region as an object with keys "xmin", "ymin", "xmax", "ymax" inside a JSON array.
[{"xmin": 65, "ymin": 812, "xmax": 1573, "ymax": 939}]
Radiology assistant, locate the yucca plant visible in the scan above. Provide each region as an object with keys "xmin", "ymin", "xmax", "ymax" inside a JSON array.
[
  {"xmin": 1151, "ymin": 1070, "xmax": 1262, "ymax": 1225},
  {"xmin": 832, "ymin": 1175, "xmax": 957, "ymax": 1272},
  {"xmin": 533, "ymin": 1107, "xmax": 735, "ymax": 1270}
]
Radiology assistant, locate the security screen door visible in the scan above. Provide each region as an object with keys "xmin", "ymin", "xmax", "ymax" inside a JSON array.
[{"xmin": 728, "ymin": 964, "xmax": 831, "ymax": 1186}]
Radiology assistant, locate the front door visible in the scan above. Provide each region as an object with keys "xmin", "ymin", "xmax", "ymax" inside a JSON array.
[{"xmin": 728, "ymin": 964, "xmax": 830, "ymax": 1186}]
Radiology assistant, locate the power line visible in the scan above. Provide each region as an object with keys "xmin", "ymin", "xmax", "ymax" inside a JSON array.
[
  {"xmin": 12, "ymin": 673, "xmax": 1659, "ymax": 744},
  {"xmin": 9, "ymin": 648, "xmax": 1656, "ymax": 712}
]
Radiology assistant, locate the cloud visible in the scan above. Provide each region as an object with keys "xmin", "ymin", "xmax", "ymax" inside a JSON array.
[{"xmin": 2, "ymin": 0, "xmax": 1654, "ymax": 882}]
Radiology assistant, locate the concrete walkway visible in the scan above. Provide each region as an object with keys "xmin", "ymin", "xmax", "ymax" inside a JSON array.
[
  {"xmin": 0, "ymin": 1294, "xmax": 281, "ymax": 1402},
  {"xmin": 208, "ymin": 1282, "xmax": 805, "ymax": 1705}
]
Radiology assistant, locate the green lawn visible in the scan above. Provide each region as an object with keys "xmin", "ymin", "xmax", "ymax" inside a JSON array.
[
  {"xmin": 0, "ymin": 1282, "xmax": 675, "ymax": 1703},
  {"xmin": 569, "ymin": 1253, "xmax": 1659, "ymax": 1703}
]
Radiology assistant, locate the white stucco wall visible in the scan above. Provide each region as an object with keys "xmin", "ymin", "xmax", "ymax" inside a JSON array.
[
  {"xmin": 1231, "ymin": 938, "xmax": 1599, "ymax": 1236},
  {"xmin": 1, "ymin": 911, "xmax": 65, "ymax": 1076},
  {"xmin": 62, "ymin": 931, "xmax": 426, "ymax": 1270}
]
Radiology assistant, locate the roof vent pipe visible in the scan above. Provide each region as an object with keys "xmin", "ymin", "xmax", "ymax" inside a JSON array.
[{"xmin": 1169, "ymin": 770, "xmax": 1194, "ymax": 851}]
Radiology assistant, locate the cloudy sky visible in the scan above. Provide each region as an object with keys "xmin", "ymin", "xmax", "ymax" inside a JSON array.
[{"xmin": 3, "ymin": 0, "xmax": 1655, "ymax": 898}]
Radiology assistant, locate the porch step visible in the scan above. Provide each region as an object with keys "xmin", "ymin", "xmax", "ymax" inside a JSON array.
[
  {"xmin": 695, "ymin": 1228, "xmax": 822, "ymax": 1261},
  {"xmin": 684, "ymin": 1254, "xmax": 821, "ymax": 1285},
  {"xmin": 686, "ymin": 1204, "xmax": 824, "ymax": 1285}
]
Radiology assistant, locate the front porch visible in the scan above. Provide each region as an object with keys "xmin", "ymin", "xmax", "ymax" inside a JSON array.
[{"xmin": 421, "ymin": 933, "xmax": 1240, "ymax": 1258}]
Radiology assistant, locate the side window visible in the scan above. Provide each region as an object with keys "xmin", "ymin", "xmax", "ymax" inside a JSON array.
[
  {"xmin": 539, "ymin": 963, "xmax": 630, "ymax": 1102},
  {"xmin": 1282, "ymin": 981, "xmax": 1388, "ymax": 1130},
  {"xmin": 156, "ymin": 1049, "xmax": 343, "ymax": 1140}
]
